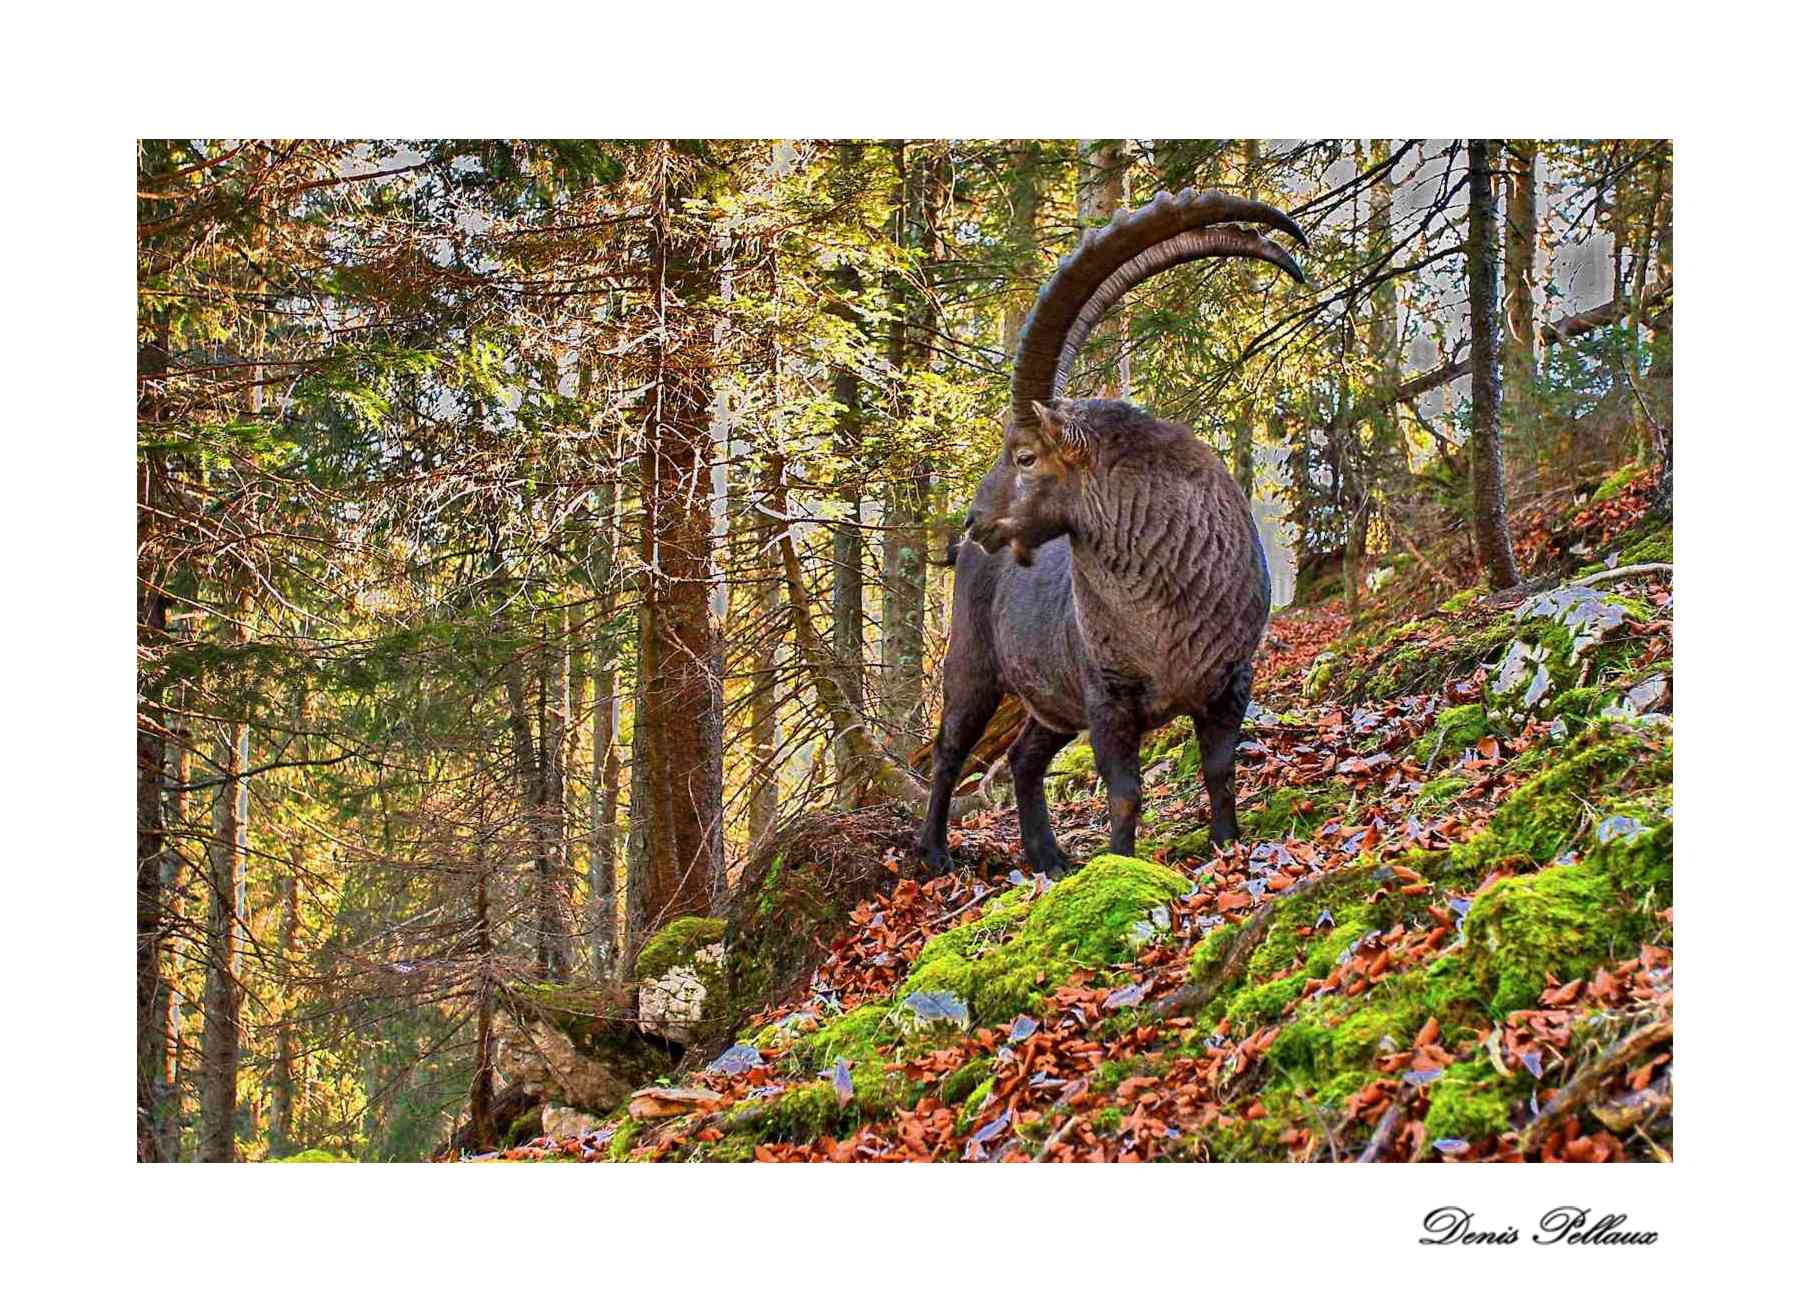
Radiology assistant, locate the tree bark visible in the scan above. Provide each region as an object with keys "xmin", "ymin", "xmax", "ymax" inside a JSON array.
[
  {"xmin": 1502, "ymin": 140, "xmax": 1540, "ymax": 484},
  {"xmin": 878, "ymin": 142, "xmax": 942, "ymax": 758},
  {"xmin": 268, "ymin": 843, "xmax": 302, "ymax": 1157},
  {"xmin": 745, "ymin": 448, "xmax": 785, "ymax": 847},
  {"xmin": 538, "ymin": 604, "xmax": 571, "ymax": 979},
  {"xmin": 136, "ymin": 330, "xmax": 172, "ymax": 1162},
  {"xmin": 1077, "ymin": 140, "xmax": 1129, "ymax": 398},
  {"xmin": 1466, "ymin": 140, "xmax": 1523, "ymax": 590},
  {"xmin": 828, "ymin": 142, "xmax": 868, "ymax": 785},
  {"xmin": 589, "ymin": 430, "xmax": 623, "ymax": 978},
  {"xmin": 199, "ymin": 568, "xmax": 252, "ymax": 1162},
  {"xmin": 998, "ymin": 142, "xmax": 1045, "ymax": 361},
  {"xmin": 626, "ymin": 143, "xmax": 724, "ymax": 956}
]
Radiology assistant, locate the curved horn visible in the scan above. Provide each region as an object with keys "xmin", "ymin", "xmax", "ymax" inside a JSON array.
[{"xmin": 1011, "ymin": 189, "xmax": 1307, "ymax": 428}]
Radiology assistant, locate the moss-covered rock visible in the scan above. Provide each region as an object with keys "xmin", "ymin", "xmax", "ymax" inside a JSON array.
[
  {"xmin": 1485, "ymin": 586, "xmax": 1654, "ymax": 728},
  {"xmin": 1422, "ymin": 1058, "xmax": 1514, "ymax": 1143},
  {"xmin": 898, "ymin": 854, "xmax": 1188, "ymax": 1025},
  {"xmin": 1413, "ymin": 704, "xmax": 1491, "ymax": 766},
  {"xmin": 275, "ymin": 1148, "xmax": 356, "ymax": 1163},
  {"xmin": 1466, "ymin": 818, "xmax": 1672, "ymax": 1015},
  {"xmin": 635, "ymin": 916, "xmax": 727, "ymax": 982},
  {"xmin": 497, "ymin": 982, "xmax": 676, "ymax": 1114},
  {"xmin": 635, "ymin": 917, "xmax": 728, "ymax": 1046},
  {"xmin": 1303, "ymin": 651, "xmax": 1342, "ymax": 703},
  {"xmin": 717, "ymin": 806, "xmax": 919, "ymax": 1052}
]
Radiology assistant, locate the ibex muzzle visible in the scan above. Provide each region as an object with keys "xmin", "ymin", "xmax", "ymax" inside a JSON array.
[{"xmin": 917, "ymin": 189, "xmax": 1305, "ymax": 877}]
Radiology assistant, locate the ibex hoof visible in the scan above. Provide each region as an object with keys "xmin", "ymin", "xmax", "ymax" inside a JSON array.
[{"xmin": 916, "ymin": 844, "xmax": 957, "ymax": 876}]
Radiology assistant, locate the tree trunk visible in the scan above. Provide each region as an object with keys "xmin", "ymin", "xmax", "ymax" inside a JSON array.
[
  {"xmin": 467, "ymin": 858, "xmax": 498, "ymax": 1152},
  {"xmin": 136, "ymin": 322, "xmax": 174, "ymax": 1162},
  {"xmin": 626, "ymin": 143, "xmax": 724, "ymax": 955},
  {"xmin": 589, "ymin": 434, "xmax": 623, "ymax": 978},
  {"xmin": 199, "ymin": 569, "xmax": 252, "ymax": 1162},
  {"xmin": 745, "ymin": 448, "xmax": 785, "ymax": 847},
  {"xmin": 159, "ymin": 685, "xmax": 192, "ymax": 1160},
  {"xmin": 878, "ymin": 142, "xmax": 940, "ymax": 758},
  {"xmin": 538, "ymin": 604, "xmax": 571, "ymax": 979},
  {"xmin": 1502, "ymin": 140, "xmax": 1541, "ymax": 486},
  {"xmin": 829, "ymin": 142, "xmax": 868, "ymax": 785},
  {"xmin": 998, "ymin": 142, "xmax": 1044, "ymax": 361},
  {"xmin": 1077, "ymin": 140, "xmax": 1129, "ymax": 398},
  {"xmin": 268, "ymin": 843, "xmax": 301, "ymax": 1157},
  {"xmin": 1466, "ymin": 140, "xmax": 1523, "ymax": 590}
]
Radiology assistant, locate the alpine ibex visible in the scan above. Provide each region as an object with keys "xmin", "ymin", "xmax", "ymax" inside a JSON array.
[{"xmin": 917, "ymin": 190, "xmax": 1306, "ymax": 877}]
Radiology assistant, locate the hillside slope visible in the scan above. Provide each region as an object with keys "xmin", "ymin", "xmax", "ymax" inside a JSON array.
[{"xmin": 476, "ymin": 468, "xmax": 1673, "ymax": 1164}]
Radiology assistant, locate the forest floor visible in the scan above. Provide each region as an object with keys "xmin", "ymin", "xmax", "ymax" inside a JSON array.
[{"xmin": 487, "ymin": 465, "xmax": 1673, "ymax": 1164}]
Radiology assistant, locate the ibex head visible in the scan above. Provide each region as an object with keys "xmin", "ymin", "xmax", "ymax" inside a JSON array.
[{"xmin": 964, "ymin": 189, "xmax": 1307, "ymax": 567}]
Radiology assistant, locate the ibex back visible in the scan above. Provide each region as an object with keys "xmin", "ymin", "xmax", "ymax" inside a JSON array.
[{"xmin": 917, "ymin": 190, "xmax": 1306, "ymax": 877}]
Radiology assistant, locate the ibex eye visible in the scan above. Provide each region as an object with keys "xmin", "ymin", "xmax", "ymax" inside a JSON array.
[{"xmin": 1014, "ymin": 451, "xmax": 1036, "ymax": 468}]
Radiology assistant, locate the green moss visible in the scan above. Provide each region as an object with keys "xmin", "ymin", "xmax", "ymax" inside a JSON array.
[
  {"xmin": 635, "ymin": 915, "xmax": 727, "ymax": 981},
  {"xmin": 1048, "ymin": 741, "xmax": 1098, "ymax": 797},
  {"xmin": 956, "ymin": 1078, "xmax": 996, "ymax": 1131},
  {"xmin": 699, "ymin": 1135, "xmax": 758, "ymax": 1163},
  {"xmin": 1617, "ymin": 523, "xmax": 1672, "ymax": 567},
  {"xmin": 1550, "ymin": 686, "xmax": 1612, "ymax": 727},
  {"xmin": 1438, "ymin": 585, "xmax": 1485, "ymax": 614},
  {"xmin": 1226, "ymin": 973, "xmax": 1309, "ymax": 1033},
  {"xmin": 1095, "ymin": 1107, "xmax": 1126, "ymax": 1136},
  {"xmin": 1466, "ymin": 819, "xmax": 1671, "ymax": 1015},
  {"xmin": 1233, "ymin": 785, "xmax": 1349, "ymax": 842},
  {"xmin": 1188, "ymin": 918, "xmax": 1244, "ymax": 983},
  {"xmin": 1434, "ymin": 727, "xmax": 1671, "ymax": 888},
  {"xmin": 505, "ymin": 1110, "xmax": 542, "ymax": 1148},
  {"xmin": 1304, "ymin": 921, "xmax": 1369, "ymax": 979},
  {"xmin": 1413, "ymin": 704, "xmax": 1490, "ymax": 766},
  {"xmin": 1422, "ymin": 1058, "xmax": 1512, "ymax": 1143},
  {"xmin": 1091, "ymin": 1059, "xmax": 1142, "ymax": 1093},
  {"xmin": 607, "ymin": 1121, "xmax": 643, "ymax": 1162},
  {"xmin": 1303, "ymin": 652, "xmax": 1341, "ymax": 703},
  {"xmin": 1244, "ymin": 875, "xmax": 1375, "ymax": 984},
  {"xmin": 1363, "ymin": 641, "xmax": 1434, "ymax": 699},
  {"xmin": 899, "ymin": 854, "xmax": 1187, "ymax": 1025},
  {"xmin": 1590, "ymin": 462, "xmax": 1641, "ymax": 503},
  {"xmin": 795, "ymin": 1001, "xmax": 897, "ymax": 1069},
  {"xmin": 941, "ymin": 1059, "xmax": 990, "ymax": 1106},
  {"xmin": 1415, "ymin": 774, "xmax": 1471, "ymax": 810},
  {"xmin": 276, "ymin": 1148, "xmax": 355, "ymax": 1163}
]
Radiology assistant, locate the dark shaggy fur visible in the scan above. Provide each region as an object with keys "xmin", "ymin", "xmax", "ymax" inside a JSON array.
[{"xmin": 917, "ymin": 398, "xmax": 1270, "ymax": 876}]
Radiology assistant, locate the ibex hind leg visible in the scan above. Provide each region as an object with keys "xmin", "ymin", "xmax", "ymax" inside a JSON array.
[
  {"xmin": 1192, "ymin": 661, "xmax": 1254, "ymax": 847},
  {"xmin": 1008, "ymin": 720, "xmax": 1078, "ymax": 878},
  {"xmin": 1087, "ymin": 701, "xmax": 1145, "ymax": 859},
  {"xmin": 914, "ymin": 683, "xmax": 1002, "ymax": 875}
]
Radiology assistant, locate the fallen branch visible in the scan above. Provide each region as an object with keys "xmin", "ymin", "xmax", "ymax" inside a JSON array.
[
  {"xmin": 1154, "ymin": 872, "xmax": 1345, "ymax": 1019},
  {"xmin": 1356, "ymin": 1083, "xmax": 1419, "ymax": 1163},
  {"xmin": 1518, "ymin": 1012, "xmax": 1673, "ymax": 1156},
  {"xmin": 1033, "ymin": 1110, "xmax": 1083, "ymax": 1162},
  {"xmin": 1583, "ymin": 562, "xmax": 1673, "ymax": 586}
]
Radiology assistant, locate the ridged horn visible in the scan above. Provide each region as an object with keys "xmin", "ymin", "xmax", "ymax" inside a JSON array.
[{"xmin": 1011, "ymin": 188, "xmax": 1307, "ymax": 428}]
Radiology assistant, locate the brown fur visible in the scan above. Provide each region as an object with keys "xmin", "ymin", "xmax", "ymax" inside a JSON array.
[{"xmin": 917, "ymin": 398, "xmax": 1269, "ymax": 876}]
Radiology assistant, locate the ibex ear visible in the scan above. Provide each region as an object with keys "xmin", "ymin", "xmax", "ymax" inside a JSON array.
[{"xmin": 1031, "ymin": 399, "xmax": 1094, "ymax": 462}]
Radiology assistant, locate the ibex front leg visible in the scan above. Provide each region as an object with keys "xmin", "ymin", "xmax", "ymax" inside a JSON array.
[{"xmin": 1008, "ymin": 720, "xmax": 1076, "ymax": 878}]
